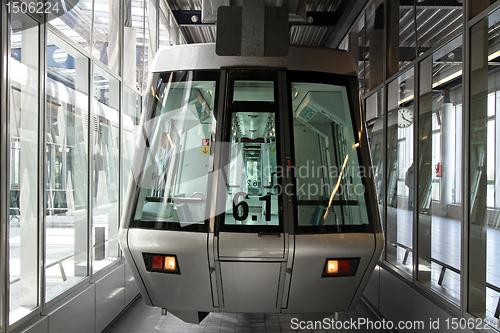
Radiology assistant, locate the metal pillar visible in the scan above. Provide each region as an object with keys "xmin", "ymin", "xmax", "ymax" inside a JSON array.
[
  {"xmin": 1, "ymin": 0, "xmax": 10, "ymax": 330},
  {"xmin": 108, "ymin": 0, "xmax": 121, "ymax": 74},
  {"xmin": 369, "ymin": 4, "xmax": 384, "ymax": 91},
  {"xmin": 19, "ymin": 21, "xmax": 40, "ymax": 310},
  {"xmin": 417, "ymin": 55, "xmax": 433, "ymax": 282},
  {"xmin": 440, "ymin": 96, "xmax": 454, "ymax": 216},
  {"xmin": 468, "ymin": 17, "xmax": 488, "ymax": 317}
]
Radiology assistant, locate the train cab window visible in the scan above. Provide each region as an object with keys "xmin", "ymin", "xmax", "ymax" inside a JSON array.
[
  {"xmin": 290, "ymin": 78, "xmax": 371, "ymax": 233},
  {"xmin": 233, "ymin": 80, "xmax": 275, "ymax": 102},
  {"xmin": 131, "ymin": 71, "xmax": 218, "ymax": 231},
  {"xmin": 224, "ymin": 112, "xmax": 279, "ymax": 228}
]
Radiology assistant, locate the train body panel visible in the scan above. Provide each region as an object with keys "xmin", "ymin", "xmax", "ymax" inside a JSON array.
[
  {"xmin": 119, "ymin": 43, "xmax": 383, "ymax": 322},
  {"xmin": 284, "ymin": 233, "xmax": 377, "ymax": 313},
  {"xmin": 127, "ymin": 229, "xmax": 216, "ymax": 312},
  {"xmin": 150, "ymin": 43, "xmax": 356, "ymax": 76}
]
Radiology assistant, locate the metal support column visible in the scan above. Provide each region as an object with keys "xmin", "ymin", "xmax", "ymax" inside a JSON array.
[
  {"xmin": 416, "ymin": 55, "xmax": 432, "ymax": 282},
  {"xmin": 1, "ymin": 1, "xmax": 10, "ymax": 330},
  {"xmin": 468, "ymin": 17, "xmax": 489, "ymax": 317}
]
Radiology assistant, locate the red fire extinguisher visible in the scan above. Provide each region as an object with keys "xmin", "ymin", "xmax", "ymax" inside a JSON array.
[{"xmin": 435, "ymin": 163, "xmax": 442, "ymax": 177}]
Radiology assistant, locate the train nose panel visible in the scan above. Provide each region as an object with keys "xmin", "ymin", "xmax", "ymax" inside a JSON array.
[
  {"xmin": 218, "ymin": 232, "xmax": 284, "ymax": 259},
  {"xmin": 220, "ymin": 261, "xmax": 282, "ymax": 313}
]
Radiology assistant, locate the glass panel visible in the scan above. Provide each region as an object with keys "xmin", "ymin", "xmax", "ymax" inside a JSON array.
[
  {"xmin": 469, "ymin": 9, "xmax": 500, "ymax": 322},
  {"xmin": 142, "ymin": 0, "xmax": 150, "ymax": 92},
  {"xmin": 417, "ymin": 36, "xmax": 462, "ymax": 305},
  {"xmin": 367, "ymin": 89, "xmax": 385, "ymax": 225},
  {"xmin": 386, "ymin": 68, "xmax": 414, "ymax": 276},
  {"xmin": 122, "ymin": 87, "xmax": 141, "ymax": 208},
  {"xmin": 347, "ymin": 13, "xmax": 367, "ymax": 94},
  {"xmin": 470, "ymin": 0, "xmax": 495, "ymax": 20},
  {"xmin": 224, "ymin": 112, "xmax": 279, "ymax": 227},
  {"xmin": 159, "ymin": 9, "xmax": 171, "ymax": 48},
  {"xmin": 8, "ymin": 13, "xmax": 40, "ymax": 324},
  {"xmin": 365, "ymin": 2, "xmax": 385, "ymax": 93},
  {"xmin": 92, "ymin": 64, "xmax": 120, "ymax": 273},
  {"xmin": 132, "ymin": 71, "xmax": 216, "ymax": 231},
  {"xmin": 291, "ymin": 81, "xmax": 371, "ymax": 233},
  {"xmin": 398, "ymin": 3, "xmax": 417, "ymax": 68},
  {"xmin": 92, "ymin": 0, "xmax": 120, "ymax": 71},
  {"xmin": 49, "ymin": 0, "xmax": 92, "ymax": 52},
  {"xmin": 233, "ymin": 81, "xmax": 274, "ymax": 102},
  {"xmin": 45, "ymin": 32, "xmax": 90, "ymax": 300},
  {"xmin": 416, "ymin": 2, "xmax": 462, "ymax": 52},
  {"xmin": 123, "ymin": 0, "xmax": 146, "ymax": 90}
]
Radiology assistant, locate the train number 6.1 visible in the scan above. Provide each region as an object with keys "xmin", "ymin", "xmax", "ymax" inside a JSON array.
[{"xmin": 232, "ymin": 192, "xmax": 271, "ymax": 222}]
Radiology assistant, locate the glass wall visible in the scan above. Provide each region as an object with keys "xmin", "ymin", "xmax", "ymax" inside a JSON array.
[
  {"xmin": 417, "ymin": 36, "xmax": 463, "ymax": 305},
  {"xmin": 349, "ymin": 0, "xmax": 500, "ymax": 327},
  {"xmin": 49, "ymin": 0, "xmax": 171, "ymax": 94},
  {"xmin": 2, "ymin": 1, "xmax": 182, "ymax": 330},
  {"xmin": 45, "ymin": 32, "xmax": 90, "ymax": 301},
  {"xmin": 386, "ymin": 68, "xmax": 414, "ymax": 276},
  {"xmin": 469, "ymin": 7, "xmax": 500, "ymax": 320},
  {"xmin": 8, "ymin": 12, "xmax": 40, "ymax": 324},
  {"xmin": 92, "ymin": 64, "xmax": 120, "ymax": 273}
]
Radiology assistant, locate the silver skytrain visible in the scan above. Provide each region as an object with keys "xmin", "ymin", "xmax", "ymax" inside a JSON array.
[{"xmin": 119, "ymin": 43, "xmax": 383, "ymax": 324}]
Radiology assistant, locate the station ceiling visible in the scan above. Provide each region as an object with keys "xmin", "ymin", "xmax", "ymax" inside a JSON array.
[
  {"xmin": 164, "ymin": 0, "xmax": 463, "ymax": 50},
  {"xmin": 165, "ymin": 0, "xmax": 369, "ymax": 48}
]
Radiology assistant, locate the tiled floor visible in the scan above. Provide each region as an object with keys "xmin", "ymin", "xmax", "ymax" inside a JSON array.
[{"xmin": 105, "ymin": 296, "xmax": 391, "ymax": 333}]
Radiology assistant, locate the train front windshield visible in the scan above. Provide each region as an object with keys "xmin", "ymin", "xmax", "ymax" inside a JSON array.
[{"xmin": 130, "ymin": 70, "xmax": 373, "ymax": 233}]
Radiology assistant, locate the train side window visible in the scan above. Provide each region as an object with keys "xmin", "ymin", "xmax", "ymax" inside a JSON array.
[
  {"xmin": 131, "ymin": 71, "xmax": 217, "ymax": 231},
  {"xmin": 290, "ymin": 80, "xmax": 371, "ymax": 233}
]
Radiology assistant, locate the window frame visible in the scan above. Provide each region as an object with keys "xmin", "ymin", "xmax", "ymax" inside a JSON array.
[
  {"xmin": 129, "ymin": 70, "xmax": 220, "ymax": 232},
  {"xmin": 287, "ymin": 70, "xmax": 378, "ymax": 235}
]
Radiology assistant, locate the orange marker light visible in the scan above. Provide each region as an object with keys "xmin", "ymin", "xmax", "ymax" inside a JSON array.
[
  {"xmin": 327, "ymin": 260, "xmax": 339, "ymax": 274},
  {"xmin": 152, "ymin": 255, "xmax": 163, "ymax": 270},
  {"xmin": 164, "ymin": 256, "xmax": 177, "ymax": 271}
]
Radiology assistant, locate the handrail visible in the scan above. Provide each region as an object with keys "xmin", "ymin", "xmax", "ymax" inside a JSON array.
[
  {"xmin": 396, "ymin": 242, "xmax": 498, "ymax": 290},
  {"xmin": 10, "ymin": 237, "xmax": 117, "ymax": 285}
]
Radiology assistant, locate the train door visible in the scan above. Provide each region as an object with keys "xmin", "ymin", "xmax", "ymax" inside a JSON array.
[{"xmin": 212, "ymin": 70, "xmax": 292, "ymax": 313}]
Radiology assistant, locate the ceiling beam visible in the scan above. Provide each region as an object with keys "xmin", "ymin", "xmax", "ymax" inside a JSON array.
[
  {"xmin": 171, "ymin": 10, "xmax": 341, "ymax": 27},
  {"xmin": 399, "ymin": 0, "xmax": 462, "ymax": 9},
  {"xmin": 321, "ymin": 0, "xmax": 370, "ymax": 48}
]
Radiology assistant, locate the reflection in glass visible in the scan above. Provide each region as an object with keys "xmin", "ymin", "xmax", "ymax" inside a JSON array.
[
  {"xmin": 397, "ymin": 4, "xmax": 417, "ymax": 68},
  {"xmin": 92, "ymin": 64, "xmax": 120, "ymax": 273},
  {"xmin": 49, "ymin": 1, "xmax": 92, "ymax": 52},
  {"xmin": 415, "ymin": 2, "xmax": 462, "ymax": 54},
  {"xmin": 417, "ymin": 36, "xmax": 462, "ymax": 305},
  {"xmin": 386, "ymin": 69, "xmax": 414, "ymax": 276},
  {"xmin": 8, "ymin": 13, "xmax": 40, "ymax": 324},
  {"xmin": 91, "ymin": 0, "xmax": 120, "ymax": 71},
  {"xmin": 349, "ymin": 13, "xmax": 367, "ymax": 94},
  {"xmin": 159, "ymin": 9, "xmax": 171, "ymax": 48},
  {"xmin": 123, "ymin": 0, "xmax": 148, "ymax": 91},
  {"xmin": 45, "ymin": 32, "xmax": 90, "ymax": 300},
  {"xmin": 132, "ymin": 71, "xmax": 216, "ymax": 231},
  {"xmin": 469, "ymin": 11, "xmax": 500, "ymax": 321}
]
